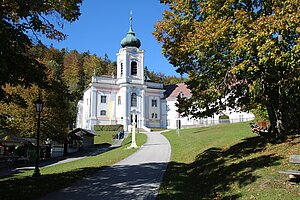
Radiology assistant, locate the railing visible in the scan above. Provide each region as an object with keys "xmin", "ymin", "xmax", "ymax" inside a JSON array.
[
  {"xmin": 92, "ymin": 76, "xmax": 117, "ymax": 85},
  {"xmin": 182, "ymin": 117, "xmax": 255, "ymax": 129},
  {"xmin": 146, "ymin": 81, "xmax": 164, "ymax": 89}
]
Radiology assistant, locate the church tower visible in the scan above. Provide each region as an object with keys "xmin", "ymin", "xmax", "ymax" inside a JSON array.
[
  {"xmin": 117, "ymin": 14, "xmax": 144, "ymax": 85},
  {"xmin": 116, "ymin": 14, "xmax": 145, "ymax": 131},
  {"xmin": 77, "ymin": 13, "xmax": 167, "ymax": 132}
]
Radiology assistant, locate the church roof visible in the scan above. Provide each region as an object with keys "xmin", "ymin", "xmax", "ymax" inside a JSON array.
[
  {"xmin": 164, "ymin": 83, "xmax": 192, "ymax": 99},
  {"xmin": 120, "ymin": 14, "xmax": 141, "ymax": 48}
]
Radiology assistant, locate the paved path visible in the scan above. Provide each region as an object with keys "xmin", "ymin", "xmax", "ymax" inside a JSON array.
[
  {"xmin": 0, "ymin": 146, "xmax": 111, "ymax": 177},
  {"xmin": 40, "ymin": 132, "xmax": 171, "ymax": 200}
]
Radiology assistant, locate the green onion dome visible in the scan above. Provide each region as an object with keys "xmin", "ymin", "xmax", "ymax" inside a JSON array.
[{"xmin": 121, "ymin": 15, "xmax": 141, "ymax": 48}]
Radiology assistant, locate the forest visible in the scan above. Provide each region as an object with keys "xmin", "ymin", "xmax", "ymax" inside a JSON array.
[{"xmin": 0, "ymin": 45, "xmax": 183, "ymax": 141}]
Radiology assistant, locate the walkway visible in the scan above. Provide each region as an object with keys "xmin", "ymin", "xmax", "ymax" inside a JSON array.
[
  {"xmin": 0, "ymin": 145, "xmax": 111, "ymax": 177},
  {"xmin": 40, "ymin": 131, "xmax": 171, "ymax": 200}
]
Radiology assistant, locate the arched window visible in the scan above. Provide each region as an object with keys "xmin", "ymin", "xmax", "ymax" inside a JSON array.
[
  {"xmin": 131, "ymin": 61, "xmax": 137, "ymax": 76},
  {"xmin": 120, "ymin": 63, "xmax": 123, "ymax": 76},
  {"xmin": 100, "ymin": 110, "xmax": 106, "ymax": 116},
  {"xmin": 131, "ymin": 93, "xmax": 137, "ymax": 107}
]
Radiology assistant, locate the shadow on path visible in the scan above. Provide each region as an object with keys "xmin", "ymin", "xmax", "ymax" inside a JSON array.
[{"xmin": 42, "ymin": 162, "xmax": 168, "ymax": 200}]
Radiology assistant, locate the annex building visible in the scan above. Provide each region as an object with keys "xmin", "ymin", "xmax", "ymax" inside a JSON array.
[{"xmin": 76, "ymin": 17, "xmax": 254, "ymax": 132}]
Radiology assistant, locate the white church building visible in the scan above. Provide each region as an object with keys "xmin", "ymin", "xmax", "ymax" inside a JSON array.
[{"xmin": 76, "ymin": 17, "xmax": 254, "ymax": 132}]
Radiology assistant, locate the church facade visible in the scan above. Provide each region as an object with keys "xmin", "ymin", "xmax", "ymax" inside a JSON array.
[
  {"xmin": 76, "ymin": 17, "xmax": 254, "ymax": 132},
  {"xmin": 76, "ymin": 16, "xmax": 166, "ymax": 132}
]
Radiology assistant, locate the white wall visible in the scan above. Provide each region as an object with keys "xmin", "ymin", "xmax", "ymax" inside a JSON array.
[{"xmin": 165, "ymin": 99, "xmax": 255, "ymax": 129}]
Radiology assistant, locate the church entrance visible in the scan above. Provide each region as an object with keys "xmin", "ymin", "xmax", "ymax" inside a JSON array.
[{"xmin": 130, "ymin": 114, "xmax": 138, "ymax": 128}]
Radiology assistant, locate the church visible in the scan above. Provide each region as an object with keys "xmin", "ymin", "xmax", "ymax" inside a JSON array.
[{"xmin": 76, "ymin": 16, "xmax": 254, "ymax": 132}]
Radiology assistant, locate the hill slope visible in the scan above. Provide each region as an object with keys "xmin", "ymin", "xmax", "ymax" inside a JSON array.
[{"xmin": 158, "ymin": 122, "xmax": 300, "ymax": 199}]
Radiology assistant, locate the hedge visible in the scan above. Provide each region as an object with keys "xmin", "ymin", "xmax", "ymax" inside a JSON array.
[
  {"xmin": 219, "ymin": 114, "xmax": 230, "ymax": 120},
  {"xmin": 94, "ymin": 124, "xmax": 123, "ymax": 131}
]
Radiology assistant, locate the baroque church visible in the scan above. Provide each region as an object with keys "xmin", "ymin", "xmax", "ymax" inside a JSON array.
[{"xmin": 76, "ymin": 16, "xmax": 254, "ymax": 132}]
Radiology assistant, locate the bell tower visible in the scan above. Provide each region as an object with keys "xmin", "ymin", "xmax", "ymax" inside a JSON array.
[{"xmin": 117, "ymin": 13, "xmax": 144, "ymax": 85}]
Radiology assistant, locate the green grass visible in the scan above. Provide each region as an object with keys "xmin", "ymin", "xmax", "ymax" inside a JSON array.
[
  {"xmin": 0, "ymin": 133, "xmax": 147, "ymax": 200},
  {"xmin": 94, "ymin": 130, "xmax": 117, "ymax": 145},
  {"xmin": 158, "ymin": 122, "xmax": 300, "ymax": 200}
]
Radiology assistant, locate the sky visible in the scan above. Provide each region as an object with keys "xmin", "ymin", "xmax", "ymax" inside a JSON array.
[{"xmin": 42, "ymin": 1, "xmax": 178, "ymax": 76}]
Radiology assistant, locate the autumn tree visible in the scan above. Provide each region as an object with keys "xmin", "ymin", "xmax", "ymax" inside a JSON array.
[
  {"xmin": 0, "ymin": 0, "xmax": 82, "ymax": 102},
  {"xmin": 144, "ymin": 66, "xmax": 185, "ymax": 85},
  {"xmin": 0, "ymin": 0, "xmax": 82, "ymax": 138},
  {"xmin": 0, "ymin": 46, "xmax": 73, "ymax": 141},
  {"xmin": 154, "ymin": 0, "xmax": 300, "ymax": 138}
]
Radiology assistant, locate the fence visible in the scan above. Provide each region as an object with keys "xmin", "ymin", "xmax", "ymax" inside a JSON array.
[{"xmin": 181, "ymin": 117, "xmax": 255, "ymax": 129}]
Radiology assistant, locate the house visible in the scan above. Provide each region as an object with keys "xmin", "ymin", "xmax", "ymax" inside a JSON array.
[
  {"xmin": 161, "ymin": 83, "xmax": 254, "ymax": 129},
  {"xmin": 68, "ymin": 128, "xmax": 95, "ymax": 147}
]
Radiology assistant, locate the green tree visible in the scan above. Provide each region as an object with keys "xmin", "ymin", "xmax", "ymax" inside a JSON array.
[
  {"xmin": 63, "ymin": 50, "xmax": 83, "ymax": 93},
  {"xmin": 154, "ymin": 0, "xmax": 300, "ymax": 137},
  {"xmin": 82, "ymin": 54, "xmax": 100, "ymax": 86},
  {"xmin": 0, "ymin": 0, "xmax": 82, "ymax": 102},
  {"xmin": 144, "ymin": 66, "xmax": 185, "ymax": 85},
  {"xmin": 0, "ymin": 46, "xmax": 73, "ymax": 141}
]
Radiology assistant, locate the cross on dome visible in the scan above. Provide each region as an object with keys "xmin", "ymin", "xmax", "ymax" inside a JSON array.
[{"xmin": 120, "ymin": 11, "xmax": 141, "ymax": 48}]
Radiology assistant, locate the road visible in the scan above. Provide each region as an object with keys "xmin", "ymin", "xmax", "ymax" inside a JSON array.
[{"xmin": 40, "ymin": 131, "xmax": 171, "ymax": 200}]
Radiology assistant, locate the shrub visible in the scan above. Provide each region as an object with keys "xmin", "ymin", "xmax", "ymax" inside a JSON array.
[
  {"xmin": 94, "ymin": 124, "xmax": 123, "ymax": 131},
  {"xmin": 219, "ymin": 114, "xmax": 230, "ymax": 120}
]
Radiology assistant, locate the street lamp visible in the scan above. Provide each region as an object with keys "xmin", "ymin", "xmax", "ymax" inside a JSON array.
[{"xmin": 32, "ymin": 96, "xmax": 43, "ymax": 177}]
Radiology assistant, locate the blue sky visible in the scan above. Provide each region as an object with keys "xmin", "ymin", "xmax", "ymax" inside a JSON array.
[{"xmin": 42, "ymin": 1, "xmax": 178, "ymax": 76}]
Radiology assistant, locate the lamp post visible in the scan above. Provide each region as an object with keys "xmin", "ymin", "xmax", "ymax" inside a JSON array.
[
  {"xmin": 32, "ymin": 96, "xmax": 43, "ymax": 177},
  {"xmin": 129, "ymin": 109, "xmax": 138, "ymax": 149}
]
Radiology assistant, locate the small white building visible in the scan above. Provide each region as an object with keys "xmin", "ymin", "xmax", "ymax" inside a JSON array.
[
  {"xmin": 161, "ymin": 83, "xmax": 254, "ymax": 129},
  {"xmin": 76, "ymin": 16, "xmax": 254, "ymax": 132}
]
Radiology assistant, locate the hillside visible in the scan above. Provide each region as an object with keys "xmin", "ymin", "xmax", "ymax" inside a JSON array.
[{"xmin": 158, "ymin": 122, "xmax": 300, "ymax": 199}]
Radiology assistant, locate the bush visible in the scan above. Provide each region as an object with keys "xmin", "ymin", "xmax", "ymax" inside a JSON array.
[
  {"xmin": 94, "ymin": 124, "xmax": 123, "ymax": 131},
  {"xmin": 219, "ymin": 114, "xmax": 230, "ymax": 120}
]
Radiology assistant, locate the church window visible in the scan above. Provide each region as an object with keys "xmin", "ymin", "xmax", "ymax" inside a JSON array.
[
  {"xmin": 166, "ymin": 105, "xmax": 170, "ymax": 111},
  {"xmin": 131, "ymin": 93, "xmax": 137, "ymax": 107},
  {"xmin": 152, "ymin": 99, "xmax": 157, "ymax": 107},
  {"xmin": 151, "ymin": 113, "xmax": 154, "ymax": 118},
  {"xmin": 120, "ymin": 63, "xmax": 123, "ymax": 76},
  {"xmin": 118, "ymin": 96, "xmax": 121, "ymax": 105},
  {"xmin": 155, "ymin": 113, "xmax": 158, "ymax": 118},
  {"xmin": 101, "ymin": 95, "xmax": 107, "ymax": 103},
  {"xmin": 100, "ymin": 110, "xmax": 106, "ymax": 116},
  {"xmin": 131, "ymin": 61, "xmax": 137, "ymax": 76}
]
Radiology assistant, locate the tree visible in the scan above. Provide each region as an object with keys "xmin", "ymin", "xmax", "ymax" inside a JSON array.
[
  {"xmin": 0, "ymin": 0, "xmax": 82, "ymax": 102},
  {"xmin": 154, "ymin": 0, "xmax": 300, "ymax": 137},
  {"xmin": 0, "ymin": 46, "xmax": 73, "ymax": 141},
  {"xmin": 0, "ymin": 0, "xmax": 82, "ymax": 138},
  {"xmin": 63, "ymin": 50, "xmax": 83, "ymax": 93},
  {"xmin": 144, "ymin": 66, "xmax": 185, "ymax": 85}
]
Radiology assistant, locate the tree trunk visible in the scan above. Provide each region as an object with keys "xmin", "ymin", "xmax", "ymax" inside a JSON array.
[
  {"xmin": 266, "ymin": 102, "xmax": 276, "ymax": 134},
  {"xmin": 266, "ymin": 93, "xmax": 287, "ymax": 140},
  {"xmin": 274, "ymin": 108, "xmax": 286, "ymax": 139}
]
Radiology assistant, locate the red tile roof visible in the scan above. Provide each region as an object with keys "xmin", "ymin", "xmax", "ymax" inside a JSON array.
[{"xmin": 164, "ymin": 83, "xmax": 191, "ymax": 99}]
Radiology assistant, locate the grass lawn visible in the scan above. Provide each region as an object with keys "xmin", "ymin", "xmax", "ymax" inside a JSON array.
[
  {"xmin": 158, "ymin": 122, "xmax": 300, "ymax": 199},
  {"xmin": 0, "ymin": 133, "xmax": 147, "ymax": 200},
  {"xmin": 94, "ymin": 130, "xmax": 118, "ymax": 145}
]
